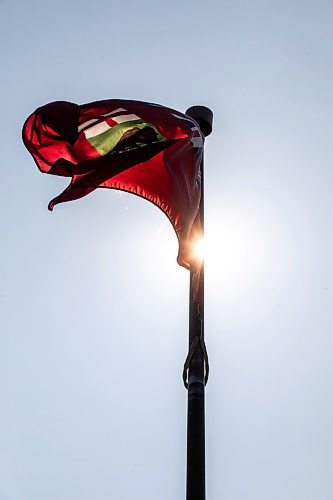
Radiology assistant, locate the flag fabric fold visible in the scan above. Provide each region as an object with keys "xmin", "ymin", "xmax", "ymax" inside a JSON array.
[{"xmin": 22, "ymin": 99, "xmax": 204, "ymax": 271}]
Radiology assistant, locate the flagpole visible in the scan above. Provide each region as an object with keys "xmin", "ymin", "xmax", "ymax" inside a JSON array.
[{"xmin": 185, "ymin": 106, "xmax": 213, "ymax": 500}]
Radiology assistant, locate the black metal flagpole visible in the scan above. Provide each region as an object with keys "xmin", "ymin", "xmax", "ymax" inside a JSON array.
[{"xmin": 184, "ymin": 106, "xmax": 213, "ymax": 500}]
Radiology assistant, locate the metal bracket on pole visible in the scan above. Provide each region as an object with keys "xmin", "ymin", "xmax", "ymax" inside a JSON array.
[{"xmin": 182, "ymin": 328, "xmax": 210, "ymax": 389}]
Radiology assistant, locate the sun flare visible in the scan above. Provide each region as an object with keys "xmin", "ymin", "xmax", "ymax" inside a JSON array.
[{"xmin": 192, "ymin": 237, "xmax": 205, "ymax": 261}]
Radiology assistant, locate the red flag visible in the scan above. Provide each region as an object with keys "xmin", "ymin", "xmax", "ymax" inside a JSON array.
[{"xmin": 22, "ymin": 99, "xmax": 204, "ymax": 273}]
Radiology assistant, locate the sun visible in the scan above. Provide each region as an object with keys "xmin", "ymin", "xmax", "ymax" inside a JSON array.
[{"xmin": 192, "ymin": 237, "xmax": 205, "ymax": 261}]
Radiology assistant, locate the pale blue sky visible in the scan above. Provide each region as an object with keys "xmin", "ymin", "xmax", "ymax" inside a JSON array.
[{"xmin": 1, "ymin": 1, "xmax": 333, "ymax": 499}]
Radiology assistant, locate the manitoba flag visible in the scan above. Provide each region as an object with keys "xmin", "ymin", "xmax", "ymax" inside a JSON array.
[{"xmin": 22, "ymin": 99, "xmax": 204, "ymax": 271}]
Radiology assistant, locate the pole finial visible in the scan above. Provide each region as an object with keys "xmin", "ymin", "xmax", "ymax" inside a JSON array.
[{"xmin": 185, "ymin": 106, "xmax": 213, "ymax": 137}]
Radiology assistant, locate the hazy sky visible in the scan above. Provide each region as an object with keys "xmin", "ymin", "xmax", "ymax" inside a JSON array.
[{"xmin": 1, "ymin": 1, "xmax": 333, "ymax": 499}]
